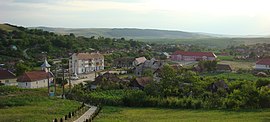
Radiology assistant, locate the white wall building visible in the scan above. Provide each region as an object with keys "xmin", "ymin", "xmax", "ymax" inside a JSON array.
[
  {"xmin": 70, "ymin": 53, "xmax": 104, "ymax": 75},
  {"xmin": 255, "ymin": 59, "xmax": 270, "ymax": 70},
  {"xmin": 17, "ymin": 59, "xmax": 54, "ymax": 89}
]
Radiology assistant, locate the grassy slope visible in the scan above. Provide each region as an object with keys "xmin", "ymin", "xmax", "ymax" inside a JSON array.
[
  {"xmin": 95, "ymin": 106, "xmax": 270, "ymax": 122},
  {"xmin": 0, "ymin": 98, "xmax": 80, "ymax": 122},
  {"xmin": 0, "ymin": 24, "xmax": 18, "ymax": 31},
  {"xmin": 0, "ymin": 87, "xmax": 81, "ymax": 122}
]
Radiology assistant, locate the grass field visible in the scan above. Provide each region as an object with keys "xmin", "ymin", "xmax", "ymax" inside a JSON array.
[
  {"xmin": 95, "ymin": 106, "xmax": 270, "ymax": 122},
  {"xmin": 219, "ymin": 60, "xmax": 254, "ymax": 70},
  {"xmin": 217, "ymin": 55, "xmax": 234, "ymax": 61},
  {"xmin": 0, "ymin": 86, "xmax": 81, "ymax": 122}
]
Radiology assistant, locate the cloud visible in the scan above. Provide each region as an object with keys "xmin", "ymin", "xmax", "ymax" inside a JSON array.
[{"xmin": 1, "ymin": 0, "xmax": 270, "ymax": 35}]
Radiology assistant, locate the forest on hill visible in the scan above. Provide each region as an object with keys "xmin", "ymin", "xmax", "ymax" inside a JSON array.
[{"xmin": 0, "ymin": 24, "xmax": 145, "ymax": 62}]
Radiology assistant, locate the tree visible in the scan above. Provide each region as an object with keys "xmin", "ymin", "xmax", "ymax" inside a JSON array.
[{"xmin": 15, "ymin": 62, "xmax": 31, "ymax": 76}]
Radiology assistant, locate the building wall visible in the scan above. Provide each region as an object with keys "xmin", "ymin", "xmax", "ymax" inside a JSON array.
[
  {"xmin": 0, "ymin": 78, "xmax": 17, "ymax": 86},
  {"xmin": 171, "ymin": 55, "xmax": 216, "ymax": 61},
  {"xmin": 71, "ymin": 54, "xmax": 104, "ymax": 75},
  {"xmin": 255, "ymin": 64, "xmax": 270, "ymax": 70},
  {"xmin": 18, "ymin": 78, "xmax": 53, "ymax": 88}
]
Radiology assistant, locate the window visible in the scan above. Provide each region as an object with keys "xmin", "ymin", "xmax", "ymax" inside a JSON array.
[
  {"xmin": 26, "ymin": 82, "xmax": 27, "ymax": 86},
  {"xmin": 36, "ymin": 81, "xmax": 38, "ymax": 84}
]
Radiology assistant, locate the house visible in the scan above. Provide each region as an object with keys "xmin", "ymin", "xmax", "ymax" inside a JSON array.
[
  {"xmin": 90, "ymin": 72, "xmax": 126, "ymax": 89},
  {"xmin": 171, "ymin": 51, "xmax": 217, "ymax": 61},
  {"xmin": 134, "ymin": 58, "xmax": 164, "ymax": 76},
  {"xmin": 216, "ymin": 64, "xmax": 232, "ymax": 72},
  {"xmin": 17, "ymin": 60, "xmax": 54, "ymax": 88},
  {"xmin": 113, "ymin": 57, "xmax": 134, "ymax": 68},
  {"xmin": 70, "ymin": 52, "xmax": 104, "ymax": 75},
  {"xmin": 130, "ymin": 77, "xmax": 152, "ymax": 89},
  {"xmin": 255, "ymin": 58, "xmax": 270, "ymax": 70},
  {"xmin": 160, "ymin": 52, "xmax": 170, "ymax": 59},
  {"xmin": 0, "ymin": 70, "xmax": 17, "ymax": 86},
  {"xmin": 133, "ymin": 57, "xmax": 147, "ymax": 66}
]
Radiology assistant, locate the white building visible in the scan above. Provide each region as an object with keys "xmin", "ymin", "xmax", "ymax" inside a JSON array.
[
  {"xmin": 70, "ymin": 53, "xmax": 104, "ymax": 75},
  {"xmin": 17, "ymin": 59, "xmax": 54, "ymax": 88},
  {"xmin": 255, "ymin": 58, "xmax": 270, "ymax": 70}
]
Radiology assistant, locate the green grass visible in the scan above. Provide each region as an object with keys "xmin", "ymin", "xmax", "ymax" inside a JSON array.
[
  {"xmin": 219, "ymin": 60, "xmax": 254, "ymax": 70},
  {"xmin": 95, "ymin": 106, "xmax": 270, "ymax": 122},
  {"xmin": 218, "ymin": 55, "xmax": 234, "ymax": 61},
  {"xmin": 0, "ymin": 86, "xmax": 81, "ymax": 122}
]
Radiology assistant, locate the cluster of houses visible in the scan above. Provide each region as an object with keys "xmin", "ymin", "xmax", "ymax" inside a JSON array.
[
  {"xmin": 0, "ymin": 52, "xmax": 105, "ymax": 89},
  {"xmin": 1, "ymin": 50, "xmax": 270, "ymax": 89}
]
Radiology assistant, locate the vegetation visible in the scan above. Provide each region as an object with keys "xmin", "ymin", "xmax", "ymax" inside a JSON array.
[
  {"xmin": 68, "ymin": 65, "xmax": 270, "ymax": 110},
  {"xmin": 0, "ymin": 24, "xmax": 146, "ymax": 72},
  {"xmin": 95, "ymin": 106, "xmax": 270, "ymax": 122},
  {"xmin": 0, "ymin": 86, "xmax": 81, "ymax": 122}
]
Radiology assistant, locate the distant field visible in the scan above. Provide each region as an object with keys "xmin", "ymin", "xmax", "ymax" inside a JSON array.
[
  {"xmin": 141, "ymin": 38, "xmax": 270, "ymax": 48},
  {"xmin": 217, "ymin": 55, "xmax": 234, "ymax": 61},
  {"xmin": 0, "ymin": 87, "xmax": 81, "ymax": 122},
  {"xmin": 219, "ymin": 60, "xmax": 254, "ymax": 70},
  {"xmin": 95, "ymin": 106, "xmax": 270, "ymax": 122}
]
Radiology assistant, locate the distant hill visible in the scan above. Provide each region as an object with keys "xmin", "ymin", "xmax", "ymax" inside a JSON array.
[
  {"xmin": 0, "ymin": 23, "xmax": 18, "ymax": 32},
  {"xmin": 33, "ymin": 27, "xmax": 212, "ymax": 39}
]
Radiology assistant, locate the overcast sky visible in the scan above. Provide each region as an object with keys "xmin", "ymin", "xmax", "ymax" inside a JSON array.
[{"xmin": 0, "ymin": 0, "xmax": 270, "ymax": 35}]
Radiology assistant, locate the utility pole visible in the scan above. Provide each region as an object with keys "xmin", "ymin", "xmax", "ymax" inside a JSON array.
[
  {"xmin": 62, "ymin": 62, "xmax": 65, "ymax": 99},
  {"xmin": 54, "ymin": 64, "xmax": 57, "ymax": 95},
  {"xmin": 68, "ymin": 59, "xmax": 71, "ymax": 91}
]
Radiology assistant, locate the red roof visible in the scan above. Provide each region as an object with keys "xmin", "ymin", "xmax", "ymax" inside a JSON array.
[
  {"xmin": 256, "ymin": 59, "xmax": 270, "ymax": 65},
  {"xmin": 172, "ymin": 51, "xmax": 216, "ymax": 57},
  {"xmin": 0, "ymin": 70, "xmax": 16, "ymax": 79},
  {"xmin": 17, "ymin": 70, "xmax": 53, "ymax": 82},
  {"xmin": 135, "ymin": 77, "xmax": 152, "ymax": 87}
]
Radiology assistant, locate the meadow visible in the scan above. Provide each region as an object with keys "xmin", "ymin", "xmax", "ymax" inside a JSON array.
[
  {"xmin": 95, "ymin": 106, "xmax": 270, "ymax": 122},
  {"xmin": 219, "ymin": 60, "xmax": 254, "ymax": 70},
  {"xmin": 0, "ymin": 86, "xmax": 81, "ymax": 122}
]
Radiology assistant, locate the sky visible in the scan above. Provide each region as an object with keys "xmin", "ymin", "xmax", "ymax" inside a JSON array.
[{"xmin": 0, "ymin": 0, "xmax": 270, "ymax": 35}]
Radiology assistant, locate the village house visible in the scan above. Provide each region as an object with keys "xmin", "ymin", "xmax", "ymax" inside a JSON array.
[
  {"xmin": 216, "ymin": 64, "xmax": 233, "ymax": 72},
  {"xmin": 134, "ymin": 58, "xmax": 164, "ymax": 76},
  {"xmin": 113, "ymin": 57, "xmax": 134, "ymax": 68},
  {"xmin": 133, "ymin": 57, "xmax": 147, "ymax": 66},
  {"xmin": 70, "ymin": 52, "xmax": 104, "ymax": 75},
  {"xmin": 90, "ymin": 72, "xmax": 127, "ymax": 89},
  {"xmin": 17, "ymin": 60, "xmax": 54, "ymax": 89},
  {"xmin": 171, "ymin": 51, "xmax": 217, "ymax": 61},
  {"xmin": 130, "ymin": 77, "xmax": 152, "ymax": 89},
  {"xmin": 255, "ymin": 58, "xmax": 270, "ymax": 70},
  {"xmin": 0, "ymin": 70, "xmax": 17, "ymax": 86}
]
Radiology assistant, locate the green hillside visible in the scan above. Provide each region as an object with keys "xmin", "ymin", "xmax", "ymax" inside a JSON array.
[
  {"xmin": 0, "ymin": 23, "xmax": 18, "ymax": 32},
  {"xmin": 34, "ymin": 27, "xmax": 211, "ymax": 39},
  {"xmin": 34, "ymin": 27, "xmax": 270, "ymax": 49}
]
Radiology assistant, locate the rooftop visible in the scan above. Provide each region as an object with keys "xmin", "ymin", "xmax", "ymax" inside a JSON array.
[
  {"xmin": 173, "ymin": 51, "xmax": 216, "ymax": 57},
  {"xmin": 256, "ymin": 58, "xmax": 270, "ymax": 65},
  {"xmin": 0, "ymin": 70, "xmax": 16, "ymax": 79},
  {"xmin": 17, "ymin": 70, "xmax": 53, "ymax": 82}
]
